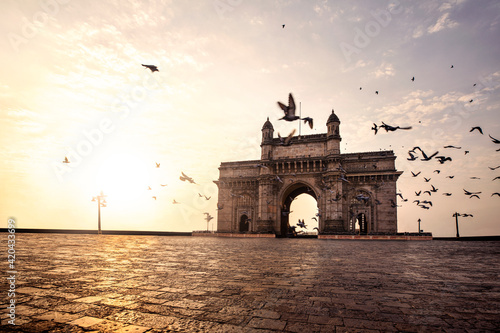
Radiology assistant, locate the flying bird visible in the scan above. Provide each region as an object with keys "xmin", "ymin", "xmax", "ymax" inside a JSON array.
[
  {"xmin": 216, "ymin": 203, "xmax": 224, "ymax": 210},
  {"xmin": 277, "ymin": 93, "xmax": 298, "ymax": 121},
  {"xmin": 375, "ymin": 91, "xmax": 379, "ymax": 95},
  {"xmin": 464, "ymin": 150, "xmax": 470, "ymax": 155},
  {"xmin": 489, "ymin": 165, "xmax": 500, "ymax": 170},
  {"xmin": 430, "ymin": 184, "xmax": 438, "ymax": 192},
  {"xmin": 152, "ymin": 196, "xmax": 156, "ymax": 200},
  {"xmin": 435, "ymin": 156, "xmax": 452, "ymax": 164},
  {"xmin": 491, "ymin": 193, "xmax": 500, "ymax": 197},
  {"xmin": 180, "ymin": 172, "xmax": 196, "ymax": 184},
  {"xmin": 470, "ymin": 126, "xmax": 483, "ymax": 134},
  {"xmin": 469, "ymin": 99, "xmax": 473, "ymax": 103},
  {"xmin": 444, "ymin": 145, "xmax": 461, "ymax": 149},
  {"xmin": 411, "ymin": 76, "xmax": 415, "ymax": 81},
  {"xmin": 172, "ymin": 199, "xmax": 180, "ymax": 204},
  {"xmin": 380, "ymin": 121, "xmax": 412, "ymax": 132},
  {"xmin": 302, "ymin": 117, "xmax": 314, "ymax": 129},
  {"xmin": 62, "ymin": 157, "xmax": 70, "ymax": 163},
  {"xmin": 446, "ymin": 176, "xmax": 455, "ymax": 179},
  {"xmin": 156, "ymin": 162, "xmax": 160, "ymax": 168},
  {"xmin": 278, "ymin": 129, "xmax": 296, "ymax": 146},
  {"xmin": 464, "ymin": 189, "xmax": 481, "ymax": 196},
  {"xmin": 415, "ymin": 191, "xmax": 421, "ymax": 196},
  {"xmin": 282, "ymin": 24, "xmax": 285, "ymax": 28},
  {"xmin": 443, "ymin": 193, "xmax": 452, "ymax": 196},
  {"xmin": 407, "ymin": 151, "xmax": 418, "ymax": 161},
  {"xmin": 424, "ymin": 177, "xmax": 431, "ymax": 182},
  {"xmin": 371, "ymin": 123, "xmax": 378, "ymax": 135},
  {"xmin": 433, "ymin": 170, "xmax": 440, "ymax": 174},
  {"xmin": 160, "ymin": 184, "xmax": 168, "ymax": 187},
  {"xmin": 489, "ymin": 134, "xmax": 500, "ymax": 144},
  {"xmin": 411, "ymin": 171, "xmax": 421, "ymax": 177},
  {"xmin": 493, "ymin": 176, "xmax": 500, "ymax": 181},
  {"xmin": 469, "ymin": 194, "xmax": 480, "ymax": 199},
  {"xmin": 142, "ymin": 64, "xmax": 158, "ymax": 72},
  {"xmin": 421, "ymin": 150, "xmax": 439, "ymax": 161}
]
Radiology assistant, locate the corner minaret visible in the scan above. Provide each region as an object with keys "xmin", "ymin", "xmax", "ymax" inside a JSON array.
[
  {"xmin": 326, "ymin": 109, "xmax": 341, "ymax": 155},
  {"xmin": 261, "ymin": 117, "xmax": 274, "ymax": 160}
]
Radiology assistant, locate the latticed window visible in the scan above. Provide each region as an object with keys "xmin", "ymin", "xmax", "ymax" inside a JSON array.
[{"xmin": 238, "ymin": 194, "xmax": 252, "ymax": 206}]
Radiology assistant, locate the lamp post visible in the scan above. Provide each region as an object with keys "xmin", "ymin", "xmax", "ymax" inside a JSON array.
[
  {"xmin": 452, "ymin": 212, "xmax": 472, "ymax": 238},
  {"xmin": 92, "ymin": 191, "xmax": 107, "ymax": 234},
  {"xmin": 417, "ymin": 218, "xmax": 421, "ymax": 234}
]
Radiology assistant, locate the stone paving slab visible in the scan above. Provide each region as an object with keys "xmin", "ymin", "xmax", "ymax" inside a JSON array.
[{"xmin": 0, "ymin": 234, "xmax": 499, "ymax": 332}]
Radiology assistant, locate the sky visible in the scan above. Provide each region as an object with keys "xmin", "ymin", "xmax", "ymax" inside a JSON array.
[{"xmin": 1, "ymin": 0, "xmax": 499, "ymax": 237}]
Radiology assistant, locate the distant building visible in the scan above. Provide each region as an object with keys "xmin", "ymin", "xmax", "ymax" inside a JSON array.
[{"xmin": 215, "ymin": 111, "xmax": 402, "ymax": 236}]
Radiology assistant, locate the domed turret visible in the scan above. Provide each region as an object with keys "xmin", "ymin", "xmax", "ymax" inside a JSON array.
[
  {"xmin": 326, "ymin": 110, "xmax": 341, "ymax": 155},
  {"xmin": 261, "ymin": 117, "xmax": 274, "ymax": 160},
  {"xmin": 261, "ymin": 117, "xmax": 274, "ymax": 143}
]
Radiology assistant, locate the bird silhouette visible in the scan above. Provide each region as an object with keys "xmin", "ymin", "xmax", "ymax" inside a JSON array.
[
  {"xmin": 411, "ymin": 171, "xmax": 421, "ymax": 177},
  {"xmin": 493, "ymin": 176, "xmax": 500, "ymax": 181},
  {"xmin": 142, "ymin": 64, "xmax": 158, "ymax": 72},
  {"xmin": 489, "ymin": 165, "xmax": 500, "ymax": 170},
  {"xmin": 282, "ymin": 24, "xmax": 285, "ymax": 28},
  {"xmin": 172, "ymin": 199, "xmax": 180, "ymax": 204},
  {"xmin": 489, "ymin": 134, "xmax": 500, "ymax": 144},
  {"xmin": 204, "ymin": 195, "xmax": 211, "ymax": 200},
  {"xmin": 407, "ymin": 151, "xmax": 418, "ymax": 161},
  {"xmin": 62, "ymin": 157, "xmax": 70, "ymax": 163},
  {"xmin": 424, "ymin": 177, "xmax": 431, "ymax": 182},
  {"xmin": 492, "ymin": 193, "xmax": 500, "ymax": 197},
  {"xmin": 160, "ymin": 184, "xmax": 168, "ymax": 187},
  {"xmin": 470, "ymin": 126, "xmax": 483, "ymax": 134},
  {"xmin": 277, "ymin": 93, "xmax": 298, "ymax": 121},
  {"xmin": 423, "ymin": 191, "xmax": 432, "ymax": 196},
  {"xmin": 435, "ymin": 156, "xmax": 452, "ymax": 164},
  {"xmin": 302, "ymin": 117, "xmax": 314, "ymax": 129},
  {"xmin": 451, "ymin": 65, "xmax": 454, "ymax": 68},
  {"xmin": 443, "ymin": 193, "xmax": 452, "ymax": 196},
  {"xmin": 371, "ymin": 123, "xmax": 378, "ymax": 135},
  {"xmin": 444, "ymin": 145, "xmax": 461, "ymax": 149},
  {"xmin": 415, "ymin": 191, "xmax": 421, "ymax": 196},
  {"xmin": 180, "ymin": 172, "xmax": 196, "ymax": 184},
  {"xmin": 152, "ymin": 196, "xmax": 156, "ymax": 200},
  {"xmin": 469, "ymin": 194, "xmax": 480, "ymax": 199},
  {"xmin": 421, "ymin": 200, "xmax": 432, "ymax": 206},
  {"xmin": 464, "ymin": 189, "xmax": 481, "ymax": 196},
  {"xmin": 216, "ymin": 203, "xmax": 224, "ymax": 210},
  {"xmin": 434, "ymin": 170, "xmax": 440, "ymax": 174},
  {"xmin": 156, "ymin": 162, "xmax": 160, "ymax": 168},
  {"xmin": 380, "ymin": 122, "xmax": 412, "ymax": 132},
  {"xmin": 411, "ymin": 76, "xmax": 415, "ymax": 81},
  {"xmin": 446, "ymin": 176, "xmax": 455, "ymax": 179},
  {"xmin": 421, "ymin": 150, "xmax": 439, "ymax": 161},
  {"xmin": 375, "ymin": 91, "xmax": 379, "ymax": 95},
  {"xmin": 430, "ymin": 185, "xmax": 438, "ymax": 192},
  {"xmin": 469, "ymin": 99, "xmax": 473, "ymax": 103},
  {"xmin": 278, "ymin": 129, "xmax": 296, "ymax": 146}
]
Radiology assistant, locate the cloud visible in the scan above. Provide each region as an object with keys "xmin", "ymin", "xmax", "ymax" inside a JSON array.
[
  {"xmin": 427, "ymin": 12, "xmax": 459, "ymax": 34},
  {"xmin": 370, "ymin": 62, "xmax": 395, "ymax": 78}
]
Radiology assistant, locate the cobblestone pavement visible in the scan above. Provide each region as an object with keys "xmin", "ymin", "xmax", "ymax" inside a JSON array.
[{"xmin": 1, "ymin": 234, "xmax": 500, "ymax": 332}]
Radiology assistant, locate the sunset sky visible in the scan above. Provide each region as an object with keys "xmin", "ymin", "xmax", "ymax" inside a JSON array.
[{"xmin": 1, "ymin": 0, "xmax": 499, "ymax": 237}]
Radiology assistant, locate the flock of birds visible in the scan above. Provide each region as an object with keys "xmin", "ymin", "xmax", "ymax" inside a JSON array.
[{"xmin": 62, "ymin": 63, "xmax": 498, "ymax": 232}]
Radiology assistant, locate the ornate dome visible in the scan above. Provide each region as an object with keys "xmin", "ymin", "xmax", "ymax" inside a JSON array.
[
  {"xmin": 262, "ymin": 117, "xmax": 274, "ymax": 130},
  {"xmin": 327, "ymin": 110, "xmax": 340, "ymax": 124}
]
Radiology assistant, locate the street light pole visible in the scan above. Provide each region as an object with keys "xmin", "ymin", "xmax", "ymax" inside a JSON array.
[
  {"xmin": 453, "ymin": 212, "xmax": 460, "ymax": 238},
  {"xmin": 418, "ymin": 218, "xmax": 421, "ymax": 234},
  {"xmin": 92, "ymin": 191, "xmax": 107, "ymax": 235}
]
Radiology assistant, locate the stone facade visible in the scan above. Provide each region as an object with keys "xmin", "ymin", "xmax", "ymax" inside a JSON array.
[{"xmin": 215, "ymin": 110, "xmax": 402, "ymax": 236}]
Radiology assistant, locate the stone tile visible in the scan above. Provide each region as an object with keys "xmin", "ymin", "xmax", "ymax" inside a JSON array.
[
  {"xmin": 247, "ymin": 317, "xmax": 286, "ymax": 330},
  {"xmin": 112, "ymin": 324, "xmax": 151, "ymax": 333},
  {"xmin": 74, "ymin": 296, "xmax": 104, "ymax": 303},
  {"xmin": 69, "ymin": 316, "xmax": 104, "ymax": 328},
  {"xmin": 34, "ymin": 310, "xmax": 82, "ymax": 323}
]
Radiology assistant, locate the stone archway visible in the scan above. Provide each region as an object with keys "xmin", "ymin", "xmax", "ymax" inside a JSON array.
[
  {"xmin": 279, "ymin": 182, "xmax": 318, "ymax": 237},
  {"xmin": 239, "ymin": 214, "xmax": 249, "ymax": 232}
]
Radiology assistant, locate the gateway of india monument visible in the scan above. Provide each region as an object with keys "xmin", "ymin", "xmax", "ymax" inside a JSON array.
[{"xmin": 214, "ymin": 110, "xmax": 402, "ymax": 237}]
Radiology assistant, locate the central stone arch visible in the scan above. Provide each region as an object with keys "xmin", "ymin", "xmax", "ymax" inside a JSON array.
[
  {"xmin": 215, "ymin": 112, "xmax": 402, "ymax": 236},
  {"xmin": 279, "ymin": 181, "xmax": 319, "ymax": 237}
]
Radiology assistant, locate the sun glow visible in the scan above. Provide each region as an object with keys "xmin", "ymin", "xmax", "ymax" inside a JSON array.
[{"xmin": 94, "ymin": 153, "xmax": 152, "ymax": 203}]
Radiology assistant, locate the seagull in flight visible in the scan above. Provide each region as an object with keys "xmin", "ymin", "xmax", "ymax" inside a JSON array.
[
  {"xmin": 444, "ymin": 145, "xmax": 461, "ymax": 149},
  {"xmin": 470, "ymin": 126, "xmax": 483, "ymax": 134},
  {"xmin": 142, "ymin": 64, "xmax": 158, "ymax": 72},
  {"xmin": 421, "ymin": 150, "xmax": 439, "ymax": 161},
  {"xmin": 489, "ymin": 165, "xmax": 500, "ymax": 170},
  {"xmin": 489, "ymin": 134, "xmax": 500, "ymax": 144},
  {"xmin": 278, "ymin": 129, "xmax": 296, "ymax": 146},
  {"xmin": 371, "ymin": 123, "xmax": 378, "ymax": 135},
  {"xmin": 63, "ymin": 156, "xmax": 70, "ymax": 163},
  {"xmin": 464, "ymin": 189, "xmax": 481, "ymax": 196},
  {"xmin": 277, "ymin": 93, "xmax": 313, "ymax": 128},
  {"xmin": 180, "ymin": 172, "xmax": 196, "ymax": 184},
  {"xmin": 411, "ymin": 171, "xmax": 421, "ymax": 177},
  {"xmin": 156, "ymin": 162, "xmax": 160, "ymax": 168},
  {"xmin": 380, "ymin": 122, "xmax": 412, "ymax": 132},
  {"xmin": 435, "ymin": 156, "xmax": 452, "ymax": 164}
]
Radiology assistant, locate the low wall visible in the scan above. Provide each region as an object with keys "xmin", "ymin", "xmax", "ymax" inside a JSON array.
[
  {"xmin": 192, "ymin": 232, "xmax": 276, "ymax": 238},
  {"xmin": 318, "ymin": 234, "xmax": 433, "ymax": 241}
]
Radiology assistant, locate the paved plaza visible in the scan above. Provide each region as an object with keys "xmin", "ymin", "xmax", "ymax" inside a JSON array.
[{"xmin": 1, "ymin": 233, "xmax": 500, "ymax": 332}]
